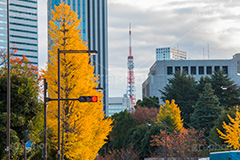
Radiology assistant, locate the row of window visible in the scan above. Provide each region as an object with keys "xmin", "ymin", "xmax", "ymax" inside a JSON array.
[
  {"xmin": 167, "ymin": 66, "xmax": 228, "ymax": 75},
  {"xmin": 12, "ymin": 53, "xmax": 37, "ymax": 59},
  {"xmin": 10, "ymin": 35, "xmax": 37, "ymax": 40},
  {"xmin": 10, "ymin": 16, "xmax": 37, "ymax": 22},
  {"xmin": 109, "ymin": 103, "xmax": 123, "ymax": 105},
  {"xmin": 11, "ymin": 41, "xmax": 37, "ymax": 46},
  {"xmin": 11, "ymin": 28, "xmax": 37, "ymax": 34},
  {"xmin": 17, "ymin": 0, "xmax": 37, "ymax": 4},
  {"xmin": 109, "ymin": 110, "xmax": 123, "ymax": 114},
  {"xmin": 10, "ymin": 3, "xmax": 37, "ymax": 10},
  {"xmin": 156, "ymin": 48, "xmax": 170, "ymax": 51},
  {"xmin": 10, "ymin": 22, "xmax": 37, "ymax": 28},
  {"xmin": 10, "ymin": 9, "xmax": 37, "ymax": 16}
]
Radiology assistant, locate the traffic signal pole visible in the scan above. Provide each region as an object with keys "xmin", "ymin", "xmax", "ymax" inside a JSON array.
[
  {"xmin": 58, "ymin": 49, "xmax": 61, "ymax": 160},
  {"xmin": 44, "ymin": 79, "xmax": 47, "ymax": 160},
  {"xmin": 24, "ymin": 130, "xmax": 28, "ymax": 160},
  {"xmin": 24, "ymin": 143, "xmax": 26, "ymax": 160}
]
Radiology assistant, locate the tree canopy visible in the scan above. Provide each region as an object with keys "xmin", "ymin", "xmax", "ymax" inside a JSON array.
[
  {"xmin": 157, "ymin": 100, "xmax": 183, "ymax": 131},
  {"xmin": 217, "ymin": 106, "xmax": 240, "ymax": 150},
  {"xmin": 0, "ymin": 54, "xmax": 43, "ymax": 159},
  {"xmin": 160, "ymin": 71, "xmax": 198, "ymax": 125},
  {"xmin": 191, "ymin": 83, "xmax": 222, "ymax": 136},
  {"xmin": 136, "ymin": 96, "xmax": 159, "ymax": 108},
  {"xmin": 45, "ymin": 3, "xmax": 112, "ymax": 159}
]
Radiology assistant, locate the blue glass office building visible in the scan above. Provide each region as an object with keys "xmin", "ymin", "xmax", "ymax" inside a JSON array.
[
  {"xmin": 48, "ymin": 0, "xmax": 109, "ymax": 116},
  {"xmin": 0, "ymin": 0, "xmax": 38, "ymax": 66}
]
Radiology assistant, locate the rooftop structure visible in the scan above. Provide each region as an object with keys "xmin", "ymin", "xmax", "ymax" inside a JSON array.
[{"xmin": 156, "ymin": 47, "xmax": 187, "ymax": 60}]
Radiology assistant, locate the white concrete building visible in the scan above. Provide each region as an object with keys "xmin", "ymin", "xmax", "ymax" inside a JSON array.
[
  {"xmin": 156, "ymin": 47, "xmax": 187, "ymax": 60},
  {"xmin": 143, "ymin": 54, "xmax": 240, "ymax": 104},
  {"xmin": 108, "ymin": 97, "xmax": 131, "ymax": 116}
]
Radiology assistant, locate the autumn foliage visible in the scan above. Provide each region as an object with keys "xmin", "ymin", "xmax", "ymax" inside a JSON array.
[
  {"xmin": 157, "ymin": 100, "xmax": 183, "ymax": 131},
  {"xmin": 44, "ymin": 3, "xmax": 112, "ymax": 159},
  {"xmin": 96, "ymin": 145, "xmax": 139, "ymax": 160},
  {"xmin": 0, "ymin": 49, "xmax": 38, "ymax": 77},
  {"xmin": 217, "ymin": 106, "xmax": 240, "ymax": 150},
  {"xmin": 151, "ymin": 128, "xmax": 205, "ymax": 159},
  {"xmin": 131, "ymin": 107, "xmax": 159, "ymax": 125}
]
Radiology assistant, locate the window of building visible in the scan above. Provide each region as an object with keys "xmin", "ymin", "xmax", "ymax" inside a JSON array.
[
  {"xmin": 214, "ymin": 66, "xmax": 220, "ymax": 72},
  {"xmin": 175, "ymin": 66, "xmax": 180, "ymax": 73},
  {"xmin": 223, "ymin": 66, "xmax": 228, "ymax": 74},
  {"xmin": 207, "ymin": 66, "xmax": 212, "ymax": 74},
  {"xmin": 167, "ymin": 66, "xmax": 173, "ymax": 75},
  {"xmin": 183, "ymin": 66, "xmax": 188, "ymax": 74},
  {"xmin": 199, "ymin": 66, "xmax": 204, "ymax": 75},
  {"xmin": 191, "ymin": 66, "xmax": 196, "ymax": 75}
]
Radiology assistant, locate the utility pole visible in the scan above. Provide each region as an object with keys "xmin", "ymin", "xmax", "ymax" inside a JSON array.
[
  {"xmin": 44, "ymin": 79, "xmax": 47, "ymax": 160},
  {"xmin": 24, "ymin": 130, "xmax": 28, "ymax": 160},
  {"xmin": 6, "ymin": 0, "xmax": 11, "ymax": 159}
]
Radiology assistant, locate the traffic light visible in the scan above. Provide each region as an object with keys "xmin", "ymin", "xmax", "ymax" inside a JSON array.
[
  {"xmin": 24, "ymin": 130, "xmax": 28, "ymax": 143},
  {"xmin": 78, "ymin": 96, "xmax": 98, "ymax": 102}
]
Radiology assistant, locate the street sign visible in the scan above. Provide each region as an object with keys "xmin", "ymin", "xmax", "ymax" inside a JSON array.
[{"xmin": 26, "ymin": 141, "xmax": 31, "ymax": 148}]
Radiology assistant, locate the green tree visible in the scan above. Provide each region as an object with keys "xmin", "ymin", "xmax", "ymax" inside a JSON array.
[
  {"xmin": 109, "ymin": 110, "xmax": 137, "ymax": 150},
  {"xmin": 196, "ymin": 76, "xmax": 211, "ymax": 94},
  {"xmin": 209, "ymin": 107, "xmax": 236, "ymax": 145},
  {"xmin": 161, "ymin": 70, "xmax": 198, "ymax": 125},
  {"xmin": 123, "ymin": 124, "xmax": 164, "ymax": 159},
  {"xmin": 210, "ymin": 70, "xmax": 240, "ymax": 108},
  {"xmin": 0, "ymin": 55, "xmax": 43, "ymax": 159},
  {"xmin": 136, "ymin": 96, "xmax": 159, "ymax": 108},
  {"xmin": 197, "ymin": 71, "xmax": 240, "ymax": 108},
  {"xmin": 190, "ymin": 83, "xmax": 222, "ymax": 136}
]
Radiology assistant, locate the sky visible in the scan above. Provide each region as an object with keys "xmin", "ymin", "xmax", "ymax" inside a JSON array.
[{"xmin": 38, "ymin": 0, "xmax": 240, "ymax": 100}]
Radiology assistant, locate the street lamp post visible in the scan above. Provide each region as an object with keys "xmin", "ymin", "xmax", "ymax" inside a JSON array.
[
  {"xmin": 57, "ymin": 49, "xmax": 98, "ymax": 160},
  {"xmin": 44, "ymin": 79, "xmax": 47, "ymax": 160},
  {"xmin": 6, "ymin": 0, "xmax": 11, "ymax": 159},
  {"xmin": 148, "ymin": 122, "xmax": 167, "ymax": 160}
]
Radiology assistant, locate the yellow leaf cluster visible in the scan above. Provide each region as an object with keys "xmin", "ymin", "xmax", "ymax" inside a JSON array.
[
  {"xmin": 157, "ymin": 100, "xmax": 183, "ymax": 131},
  {"xmin": 44, "ymin": 3, "xmax": 113, "ymax": 159},
  {"xmin": 217, "ymin": 106, "xmax": 240, "ymax": 150}
]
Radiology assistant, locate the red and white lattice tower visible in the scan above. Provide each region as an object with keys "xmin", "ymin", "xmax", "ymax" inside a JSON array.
[{"xmin": 127, "ymin": 23, "xmax": 136, "ymax": 111}]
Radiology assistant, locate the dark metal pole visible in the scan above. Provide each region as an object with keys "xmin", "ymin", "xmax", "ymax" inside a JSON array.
[
  {"xmin": 58, "ymin": 49, "xmax": 61, "ymax": 160},
  {"xmin": 6, "ymin": 0, "xmax": 11, "ymax": 159},
  {"xmin": 24, "ymin": 142, "xmax": 26, "ymax": 160},
  {"xmin": 164, "ymin": 123, "xmax": 167, "ymax": 160},
  {"xmin": 44, "ymin": 79, "xmax": 47, "ymax": 160},
  {"xmin": 104, "ymin": 145, "xmax": 106, "ymax": 160}
]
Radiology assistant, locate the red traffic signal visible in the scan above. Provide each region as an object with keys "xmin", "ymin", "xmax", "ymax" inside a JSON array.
[
  {"xmin": 91, "ymin": 96, "xmax": 98, "ymax": 102},
  {"xmin": 78, "ymin": 96, "xmax": 98, "ymax": 102}
]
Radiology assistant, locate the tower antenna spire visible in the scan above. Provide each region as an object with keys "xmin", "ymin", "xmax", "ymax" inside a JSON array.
[{"xmin": 127, "ymin": 23, "xmax": 136, "ymax": 111}]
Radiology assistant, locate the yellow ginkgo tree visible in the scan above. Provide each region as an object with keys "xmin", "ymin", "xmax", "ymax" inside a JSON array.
[
  {"xmin": 217, "ymin": 106, "xmax": 240, "ymax": 150},
  {"xmin": 157, "ymin": 100, "xmax": 183, "ymax": 131},
  {"xmin": 44, "ymin": 3, "xmax": 112, "ymax": 159}
]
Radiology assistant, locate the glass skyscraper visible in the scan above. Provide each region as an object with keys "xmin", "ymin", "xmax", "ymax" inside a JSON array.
[
  {"xmin": 48, "ymin": 0, "xmax": 109, "ymax": 116},
  {"xmin": 0, "ymin": 0, "xmax": 38, "ymax": 66}
]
